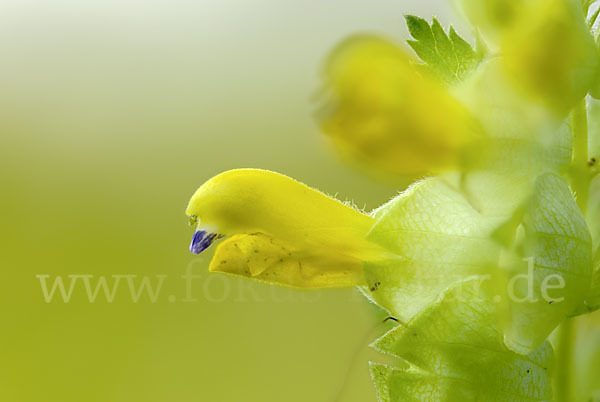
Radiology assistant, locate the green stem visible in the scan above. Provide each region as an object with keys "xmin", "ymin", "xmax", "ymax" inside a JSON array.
[
  {"xmin": 571, "ymin": 98, "xmax": 590, "ymax": 214},
  {"xmin": 557, "ymin": 99, "xmax": 589, "ymax": 402},
  {"xmin": 555, "ymin": 319, "xmax": 575, "ymax": 402}
]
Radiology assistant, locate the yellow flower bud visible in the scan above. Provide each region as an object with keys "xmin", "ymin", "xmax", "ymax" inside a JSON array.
[
  {"xmin": 455, "ymin": 0, "xmax": 527, "ymax": 43},
  {"xmin": 185, "ymin": 169, "xmax": 384, "ymax": 288},
  {"xmin": 318, "ymin": 35, "xmax": 478, "ymax": 176},
  {"xmin": 502, "ymin": 0, "xmax": 598, "ymax": 113}
]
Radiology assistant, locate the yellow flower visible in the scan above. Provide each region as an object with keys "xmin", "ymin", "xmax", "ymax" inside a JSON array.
[
  {"xmin": 185, "ymin": 169, "xmax": 385, "ymax": 288},
  {"xmin": 501, "ymin": 0, "xmax": 598, "ymax": 113},
  {"xmin": 455, "ymin": 0, "xmax": 526, "ymax": 43},
  {"xmin": 317, "ymin": 35, "xmax": 479, "ymax": 177}
]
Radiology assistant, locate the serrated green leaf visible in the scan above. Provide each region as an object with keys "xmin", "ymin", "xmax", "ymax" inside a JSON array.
[
  {"xmin": 404, "ymin": 15, "xmax": 481, "ymax": 84},
  {"xmin": 370, "ymin": 279, "xmax": 554, "ymax": 402}
]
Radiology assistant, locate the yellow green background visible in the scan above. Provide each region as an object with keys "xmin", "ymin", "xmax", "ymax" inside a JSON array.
[{"xmin": 0, "ymin": 0, "xmax": 457, "ymax": 401}]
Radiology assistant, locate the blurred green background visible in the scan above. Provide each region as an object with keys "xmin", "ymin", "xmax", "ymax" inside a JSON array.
[{"xmin": 0, "ymin": 0, "xmax": 456, "ymax": 401}]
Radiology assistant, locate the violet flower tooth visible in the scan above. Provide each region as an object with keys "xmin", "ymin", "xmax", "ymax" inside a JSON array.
[{"xmin": 189, "ymin": 230, "xmax": 218, "ymax": 254}]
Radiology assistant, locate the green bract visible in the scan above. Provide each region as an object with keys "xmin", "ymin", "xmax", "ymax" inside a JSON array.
[
  {"xmin": 363, "ymin": 177, "xmax": 505, "ymax": 322},
  {"xmin": 501, "ymin": 173, "xmax": 592, "ymax": 351},
  {"xmin": 363, "ymin": 172, "xmax": 592, "ymax": 354},
  {"xmin": 370, "ymin": 279, "xmax": 554, "ymax": 402}
]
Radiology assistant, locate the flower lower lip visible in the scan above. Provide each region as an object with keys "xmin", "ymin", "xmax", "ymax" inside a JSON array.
[{"xmin": 189, "ymin": 230, "xmax": 219, "ymax": 254}]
